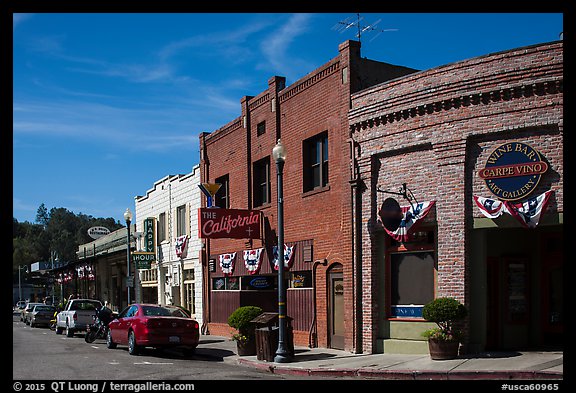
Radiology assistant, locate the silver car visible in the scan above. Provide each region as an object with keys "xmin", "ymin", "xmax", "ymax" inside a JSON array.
[
  {"xmin": 21, "ymin": 302, "xmax": 43, "ymax": 324},
  {"xmin": 29, "ymin": 305, "xmax": 56, "ymax": 328}
]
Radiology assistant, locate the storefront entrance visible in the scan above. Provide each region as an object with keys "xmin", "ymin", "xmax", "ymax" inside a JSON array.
[
  {"xmin": 484, "ymin": 228, "xmax": 563, "ymax": 350},
  {"xmin": 328, "ymin": 265, "xmax": 344, "ymax": 350}
]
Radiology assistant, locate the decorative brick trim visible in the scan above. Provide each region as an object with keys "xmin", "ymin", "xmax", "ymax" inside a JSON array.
[
  {"xmin": 350, "ymin": 80, "xmax": 563, "ymax": 133},
  {"xmin": 279, "ymin": 61, "xmax": 340, "ymax": 103},
  {"xmin": 248, "ymin": 93, "xmax": 270, "ymax": 111},
  {"xmin": 204, "ymin": 118, "xmax": 243, "ymax": 144}
]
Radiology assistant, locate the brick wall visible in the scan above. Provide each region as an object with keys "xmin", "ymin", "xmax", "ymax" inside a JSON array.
[
  {"xmin": 200, "ymin": 40, "xmax": 417, "ymax": 350},
  {"xmin": 349, "ymin": 41, "xmax": 563, "ymax": 353}
]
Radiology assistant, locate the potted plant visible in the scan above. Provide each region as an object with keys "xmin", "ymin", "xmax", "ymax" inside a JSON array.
[
  {"xmin": 227, "ymin": 306, "xmax": 263, "ymax": 356},
  {"xmin": 421, "ymin": 297, "xmax": 468, "ymax": 360}
]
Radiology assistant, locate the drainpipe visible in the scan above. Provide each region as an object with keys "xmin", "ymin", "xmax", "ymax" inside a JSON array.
[{"xmin": 308, "ymin": 258, "xmax": 327, "ymax": 348}]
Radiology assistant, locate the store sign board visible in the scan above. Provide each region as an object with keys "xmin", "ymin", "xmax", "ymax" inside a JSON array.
[
  {"xmin": 87, "ymin": 226, "xmax": 110, "ymax": 239},
  {"xmin": 198, "ymin": 208, "xmax": 261, "ymax": 239},
  {"xmin": 143, "ymin": 218, "xmax": 155, "ymax": 253},
  {"xmin": 132, "ymin": 251, "xmax": 155, "ymax": 269},
  {"xmin": 378, "ymin": 197, "xmax": 402, "ymax": 232},
  {"xmin": 478, "ymin": 142, "xmax": 548, "ymax": 201}
]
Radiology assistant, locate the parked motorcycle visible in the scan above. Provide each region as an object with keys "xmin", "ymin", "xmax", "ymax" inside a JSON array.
[
  {"xmin": 49, "ymin": 310, "xmax": 58, "ymax": 331},
  {"xmin": 84, "ymin": 306, "xmax": 113, "ymax": 343}
]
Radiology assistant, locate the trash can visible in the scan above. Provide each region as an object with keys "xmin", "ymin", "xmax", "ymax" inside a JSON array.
[{"xmin": 251, "ymin": 312, "xmax": 294, "ymax": 361}]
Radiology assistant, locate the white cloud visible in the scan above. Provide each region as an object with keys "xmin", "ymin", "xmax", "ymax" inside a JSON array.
[{"xmin": 259, "ymin": 13, "xmax": 314, "ymax": 80}]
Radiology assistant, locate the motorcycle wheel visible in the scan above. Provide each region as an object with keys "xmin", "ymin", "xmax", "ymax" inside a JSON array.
[{"xmin": 85, "ymin": 330, "xmax": 97, "ymax": 343}]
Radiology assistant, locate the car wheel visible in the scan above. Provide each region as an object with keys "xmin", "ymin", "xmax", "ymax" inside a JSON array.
[
  {"xmin": 65, "ymin": 324, "xmax": 74, "ymax": 337},
  {"xmin": 55, "ymin": 326, "xmax": 63, "ymax": 335},
  {"xmin": 128, "ymin": 331, "xmax": 140, "ymax": 355},
  {"xmin": 30, "ymin": 321, "xmax": 35, "ymax": 328},
  {"xmin": 106, "ymin": 330, "xmax": 117, "ymax": 349}
]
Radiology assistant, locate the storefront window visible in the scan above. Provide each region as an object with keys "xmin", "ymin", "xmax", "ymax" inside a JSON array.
[
  {"xmin": 390, "ymin": 251, "xmax": 435, "ymax": 318},
  {"xmin": 289, "ymin": 271, "xmax": 312, "ymax": 288},
  {"xmin": 212, "ymin": 277, "xmax": 240, "ymax": 291},
  {"xmin": 240, "ymin": 275, "xmax": 276, "ymax": 290}
]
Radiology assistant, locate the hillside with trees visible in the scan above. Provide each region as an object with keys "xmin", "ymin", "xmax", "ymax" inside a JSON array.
[{"xmin": 13, "ymin": 203, "xmax": 124, "ymax": 285}]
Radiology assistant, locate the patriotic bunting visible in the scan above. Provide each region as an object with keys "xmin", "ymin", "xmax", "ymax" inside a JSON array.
[
  {"xmin": 473, "ymin": 191, "xmax": 552, "ymax": 228},
  {"xmin": 175, "ymin": 235, "xmax": 188, "ymax": 258},
  {"xmin": 273, "ymin": 244, "xmax": 296, "ymax": 271},
  {"xmin": 219, "ymin": 252, "xmax": 236, "ymax": 276},
  {"xmin": 243, "ymin": 248, "xmax": 264, "ymax": 275},
  {"xmin": 504, "ymin": 190, "xmax": 552, "ymax": 229},
  {"xmin": 473, "ymin": 195, "xmax": 509, "ymax": 219},
  {"xmin": 383, "ymin": 201, "xmax": 436, "ymax": 243}
]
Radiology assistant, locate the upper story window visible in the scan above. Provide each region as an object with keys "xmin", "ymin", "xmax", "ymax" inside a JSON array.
[
  {"xmin": 303, "ymin": 132, "xmax": 329, "ymax": 192},
  {"xmin": 157, "ymin": 212, "xmax": 166, "ymax": 243},
  {"xmin": 176, "ymin": 205, "xmax": 187, "ymax": 236},
  {"xmin": 253, "ymin": 157, "xmax": 271, "ymax": 207},
  {"xmin": 215, "ymin": 174, "xmax": 229, "ymax": 209},
  {"xmin": 256, "ymin": 121, "xmax": 266, "ymax": 136}
]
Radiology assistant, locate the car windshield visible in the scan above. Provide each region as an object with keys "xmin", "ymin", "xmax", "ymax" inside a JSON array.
[
  {"xmin": 26, "ymin": 303, "xmax": 42, "ymax": 311},
  {"xmin": 141, "ymin": 305, "xmax": 184, "ymax": 317},
  {"xmin": 34, "ymin": 306, "xmax": 55, "ymax": 312},
  {"xmin": 166, "ymin": 307, "xmax": 190, "ymax": 318},
  {"xmin": 69, "ymin": 301, "xmax": 101, "ymax": 310}
]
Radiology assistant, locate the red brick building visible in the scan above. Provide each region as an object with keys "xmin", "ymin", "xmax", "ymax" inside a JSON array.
[
  {"xmin": 349, "ymin": 41, "xmax": 563, "ymax": 353},
  {"xmin": 199, "ymin": 40, "xmax": 416, "ymax": 350}
]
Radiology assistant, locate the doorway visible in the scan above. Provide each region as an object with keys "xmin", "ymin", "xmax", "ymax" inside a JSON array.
[{"xmin": 328, "ymin": 264, "xmax": 344, "ymax": 350}]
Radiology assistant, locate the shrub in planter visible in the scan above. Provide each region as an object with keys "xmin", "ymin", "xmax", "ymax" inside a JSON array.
[
  {"xmin": 227, "ymin": 306, "xmax": 263, "ymax": 355},
  {"xmin": 421, "ymin": 297, "xmax": 467, "ymax": 360}
]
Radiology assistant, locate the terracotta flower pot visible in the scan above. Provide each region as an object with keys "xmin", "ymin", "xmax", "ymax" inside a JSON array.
[{"xmin": 427, "ymin": 339, "xmax": 460, "ymax": 360}]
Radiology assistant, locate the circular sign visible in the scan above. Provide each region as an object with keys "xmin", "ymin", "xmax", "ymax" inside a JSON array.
[
  {"xmin": 378, "ymin": 197, "xmax": 403, "ymax": 232},
  {"xmin": 87, "ymin": 226, "xmax": 111, "ymax": 239},
  {"xmin": 478, "ymin": 142, "xmax": 548, "ymax": 201}
]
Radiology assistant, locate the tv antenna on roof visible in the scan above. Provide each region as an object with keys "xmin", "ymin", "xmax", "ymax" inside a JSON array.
[{"xmin": 333, "ymin": 13, "xmax": 398, "ymax": 45}]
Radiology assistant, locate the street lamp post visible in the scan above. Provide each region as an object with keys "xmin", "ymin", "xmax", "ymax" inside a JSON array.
[
  {"xmin": 18, "ymin": 265, "xmax": 28, "ymax": 303},
  {"xmin": 272, "ymin": 139, "xmax": 292, "ymax": 363},
  {"xmin": 124, "ymin": 208, "xmax": 133, "ymax": 306}
]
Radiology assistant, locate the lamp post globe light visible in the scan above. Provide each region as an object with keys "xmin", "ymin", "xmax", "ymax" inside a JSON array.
[
  {"xmin": 124, "ymin": 208, "xmax": 133, "ymax": 306},
  {"xmin": 272, "ymin": 139, "xmax": 292, "ymax": 363}
]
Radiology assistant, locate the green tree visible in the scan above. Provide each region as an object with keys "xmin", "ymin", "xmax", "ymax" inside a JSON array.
[
  {"xmin": 13, "ymin": 204, "xmax": 124, "ymax": 285},
  {"xmin": 36, "ymin": 203, "xmax": 50, "ymax": 228}
]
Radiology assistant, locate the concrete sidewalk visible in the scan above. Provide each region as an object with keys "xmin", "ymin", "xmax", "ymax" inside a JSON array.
[{"xmin": 195, "ymin": 335, "xmax": 563, "ymax": 380}]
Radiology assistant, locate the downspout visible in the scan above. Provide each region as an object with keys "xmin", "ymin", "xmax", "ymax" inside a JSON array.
[
  {"xmin": 308, "ymin": 258, "xmax": 327, "ymax": 348},
  {"xmin": 348, "ymin": 135, "xmax": 363, "ymax": 353}
]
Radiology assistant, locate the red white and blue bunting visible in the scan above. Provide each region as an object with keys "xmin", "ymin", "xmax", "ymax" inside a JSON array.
[
  {"xmin": 473, "ymin": 195, "xmax": 508, "ymax": 219},
  {"xmin": 383, "ymin": 201, "xmax": 436, "ymax": 243},
  {"xmin": 273, "ymin": 244, "xmax": 296, "ymax": 271},
  {"xmin": 219, "ymin": 252, "xmax": 236, "ymax": 276},
  {"xmin": 175, "ymin": 235, "xmax": 188, "ymax": 258},
  {"xmin": 473, "ymin": 190, "xmax": 552, "ymax": 228},
  {"xmin": 243, "ymin": 248, "xmax": 264, "ymax": 275},
  {"xmin": 504, "ymin": 190, "xmax": 552, "ymax": 229}
]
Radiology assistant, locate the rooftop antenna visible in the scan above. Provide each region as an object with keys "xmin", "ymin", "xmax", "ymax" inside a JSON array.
[{"xmin": 333, "ymin": 13, "xmax": 398, "ymax": 45}]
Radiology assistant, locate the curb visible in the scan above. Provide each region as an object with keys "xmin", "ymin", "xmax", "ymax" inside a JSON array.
[{"xmin": 237, "ymin": 358, "xmax": 563, "ymax": 380}]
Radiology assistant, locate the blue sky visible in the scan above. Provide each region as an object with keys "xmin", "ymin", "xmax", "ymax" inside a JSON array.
[{"xmin": 12, "ymin": 13, "xmax": 563, "ymax": 224}]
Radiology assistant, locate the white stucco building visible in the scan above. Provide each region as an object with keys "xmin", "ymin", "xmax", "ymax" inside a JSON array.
[{"xmin": 134, "ymin": 165, "xmax": 203, "ymax": 325}]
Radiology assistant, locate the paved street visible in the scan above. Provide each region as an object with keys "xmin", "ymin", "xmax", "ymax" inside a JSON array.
[{"xmin": 12, "ymin": 312, "xmax": 297, "ymax": 381}]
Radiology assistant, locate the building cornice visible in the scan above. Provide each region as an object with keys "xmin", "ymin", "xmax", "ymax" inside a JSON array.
[{"xmin": 350, "ymin": 79, "xmax": 563, "ymax": 134}]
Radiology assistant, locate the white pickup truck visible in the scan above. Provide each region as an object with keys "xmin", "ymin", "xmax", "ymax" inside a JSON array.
[{"xmin": 55, "ymin": 299, "xmax": 102, "ymax": 337}]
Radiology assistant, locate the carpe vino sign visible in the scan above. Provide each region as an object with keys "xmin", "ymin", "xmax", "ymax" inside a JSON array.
[{"xmin": 198, "ymin": 208, "xmax": 262, "ymax": 239}]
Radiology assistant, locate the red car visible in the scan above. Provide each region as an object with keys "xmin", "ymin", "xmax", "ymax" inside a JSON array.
[{"xmin": 106, "ymin": 304, "xmax": 199, "ymax": 356}]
